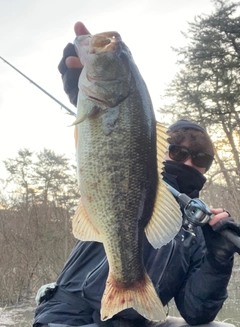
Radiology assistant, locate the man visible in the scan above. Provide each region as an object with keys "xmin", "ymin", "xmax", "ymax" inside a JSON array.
[{"xmin": 33, "ymin": 22, "xmax": 240, "ymax": 327}]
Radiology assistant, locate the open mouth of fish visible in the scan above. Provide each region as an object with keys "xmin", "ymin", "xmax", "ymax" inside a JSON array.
[
  {"xmin": 74, "ymin": 32, "xmax": 123, "ymax": 66},
  {"xmin": 89, "ymin": 32, "xmax": 121, "ymax": 54}
]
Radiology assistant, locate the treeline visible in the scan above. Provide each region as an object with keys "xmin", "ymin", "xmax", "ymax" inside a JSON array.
[
  {"xmin": 161, "ymin": 0, "xmax": 240, "ymax": 281},
  {"xmin": 160, "ymin": 0, "xmax": 240, "ymax": 219},
  {"xmin": 0, "ymin": 149, "xmax": 79, "ymax": 305}
]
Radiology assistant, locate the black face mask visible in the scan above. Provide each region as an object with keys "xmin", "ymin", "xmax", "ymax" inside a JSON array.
[{"xmin": 162, "ymin": 160, "xmax": 206, "ymax": 198}]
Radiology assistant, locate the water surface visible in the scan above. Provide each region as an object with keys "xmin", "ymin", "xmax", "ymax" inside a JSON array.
[{"xmin": 1, "ymin": 282, "xmax": 239, "ymax": 327}]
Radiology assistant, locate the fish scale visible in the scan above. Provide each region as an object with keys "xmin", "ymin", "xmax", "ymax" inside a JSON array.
[{"xmin": 72, "ymin": 31, "xmax": 182, "ymax": 322}]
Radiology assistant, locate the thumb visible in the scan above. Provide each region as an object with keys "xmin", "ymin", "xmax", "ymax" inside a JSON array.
[
  {"xmin": 74, "ymin": 21, "xmax": 91, "ymax": 36},
  {"xmin": 67, "ymin": 22, "xmax": 91, "ymax": 69},
  {"xmin": 65, "ymin": 22, "xmax": 90, "ymax": 69}
]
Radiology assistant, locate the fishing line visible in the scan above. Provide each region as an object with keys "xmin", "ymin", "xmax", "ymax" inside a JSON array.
[{"xmin": 0, "ymin": 55, "xmax": 76, "ymax": 117}]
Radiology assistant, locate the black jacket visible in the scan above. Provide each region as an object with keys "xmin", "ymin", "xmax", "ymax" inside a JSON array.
[{"xmin": 34, "ymin": 171, "xmax": 233, "ymax": 326}]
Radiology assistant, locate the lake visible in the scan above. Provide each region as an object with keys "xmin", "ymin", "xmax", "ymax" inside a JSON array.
[{"xmin": 0, "ymin": 274, "xmax": 239, "ymax": 327}]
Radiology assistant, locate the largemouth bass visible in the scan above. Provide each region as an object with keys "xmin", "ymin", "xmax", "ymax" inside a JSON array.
[{"xmin": 72, "ymin": 31, "xmax": 182, "ymax": 322}]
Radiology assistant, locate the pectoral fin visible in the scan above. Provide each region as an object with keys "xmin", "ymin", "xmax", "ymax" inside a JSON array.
[
  {"xmin": 145, "ymin": 122, "xmax": 182, "ymax": 248},
  {"xmin": 72, "ymin": 199, "xmax": 102, "ymax": 242},
  {"xmin": 71, "ymin": 107, "xmax": 95, "ymax": 125}
]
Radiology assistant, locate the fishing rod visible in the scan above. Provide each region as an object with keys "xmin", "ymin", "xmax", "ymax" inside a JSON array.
[{"xmin": 0, "ymin": 55, "xmax": 76, "ymax": 117}]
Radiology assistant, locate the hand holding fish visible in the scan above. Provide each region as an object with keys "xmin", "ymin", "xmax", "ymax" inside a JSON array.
[
  {"xmin": 58, "ymin": 21, "xmax": 90, "ymax": 106},
  {"xmin": 66, "ymin": 22, "xmax": 90, "ymax": 69}
]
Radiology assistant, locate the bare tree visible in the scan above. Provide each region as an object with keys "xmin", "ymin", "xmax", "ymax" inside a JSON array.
[
  {"xmin": 0, "ymin": 149, "xmax": 80, "ymax": 305},
  {"xmin": 160, "ymin": 0, "xmax": 240, "ymax": 219}
]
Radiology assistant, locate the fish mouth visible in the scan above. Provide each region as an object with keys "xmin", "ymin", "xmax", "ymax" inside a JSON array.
[
  {"xmin": 90, "ymin": 32, "xmax": 121, "ymax": 53},
  {"xmin": 74, "ymin": 32, "xmax": 122, "ymax": 59}
]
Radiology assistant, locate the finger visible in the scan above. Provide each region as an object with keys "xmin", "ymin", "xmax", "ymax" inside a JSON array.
[
  {"xmin": 65, "ymin": 56, "xmax": 83, "ymax": 69},
  {"xmin": 210, "ymin": 208, "xmax": 224, "ymax": 215},
  {"xmin": 209, "ymin": 211, "xmax": 229, "ymax": 226},
  {"xmin": 74, "ymin": 21, "xmax": 91, "ymax": 36}
]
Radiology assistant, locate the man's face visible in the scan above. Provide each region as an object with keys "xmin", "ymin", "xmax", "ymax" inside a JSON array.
[{"xmin": 165, "ymin": 141, "xmax": 207, "ymax": 175}]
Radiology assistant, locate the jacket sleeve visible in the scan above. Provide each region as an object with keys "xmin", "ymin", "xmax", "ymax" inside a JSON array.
[{"xmin": 174, "ymin": 227, "xmax": 233, "ymax": 326}]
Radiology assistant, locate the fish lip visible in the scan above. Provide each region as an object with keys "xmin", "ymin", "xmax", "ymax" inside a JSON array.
[
  {"xmin": 90, "ymin": 32, "xmax": 121, "ymax": 50},
  {"xmin": 74, "ymin": 35, "xmax": 92, "ymax": 50},
  {"xmin": 74, "ymin": 32, "xmax": 121, "ymax": 58}
]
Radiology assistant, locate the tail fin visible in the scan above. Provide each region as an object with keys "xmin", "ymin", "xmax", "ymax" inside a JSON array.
[{"xmin": 101, "ymin": 272, "xmax": 166, "ymax": 322}]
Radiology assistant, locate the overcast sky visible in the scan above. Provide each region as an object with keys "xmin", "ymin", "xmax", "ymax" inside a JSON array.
[{"xmin": 0, "ymin": 0, "xmax": 215, "ymax": 181}]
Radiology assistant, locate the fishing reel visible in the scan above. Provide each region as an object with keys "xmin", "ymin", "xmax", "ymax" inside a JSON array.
[
  {"xmin": 181, "ymin": 197, "xmax": 212, "ymax": 233},
  {"xmin": 165, "ymin": 183, "xmax": 212, "ymax": 234},
  {"xmin": 165, "ymin": 183, "xmax": 240, "ymax": 248}
]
